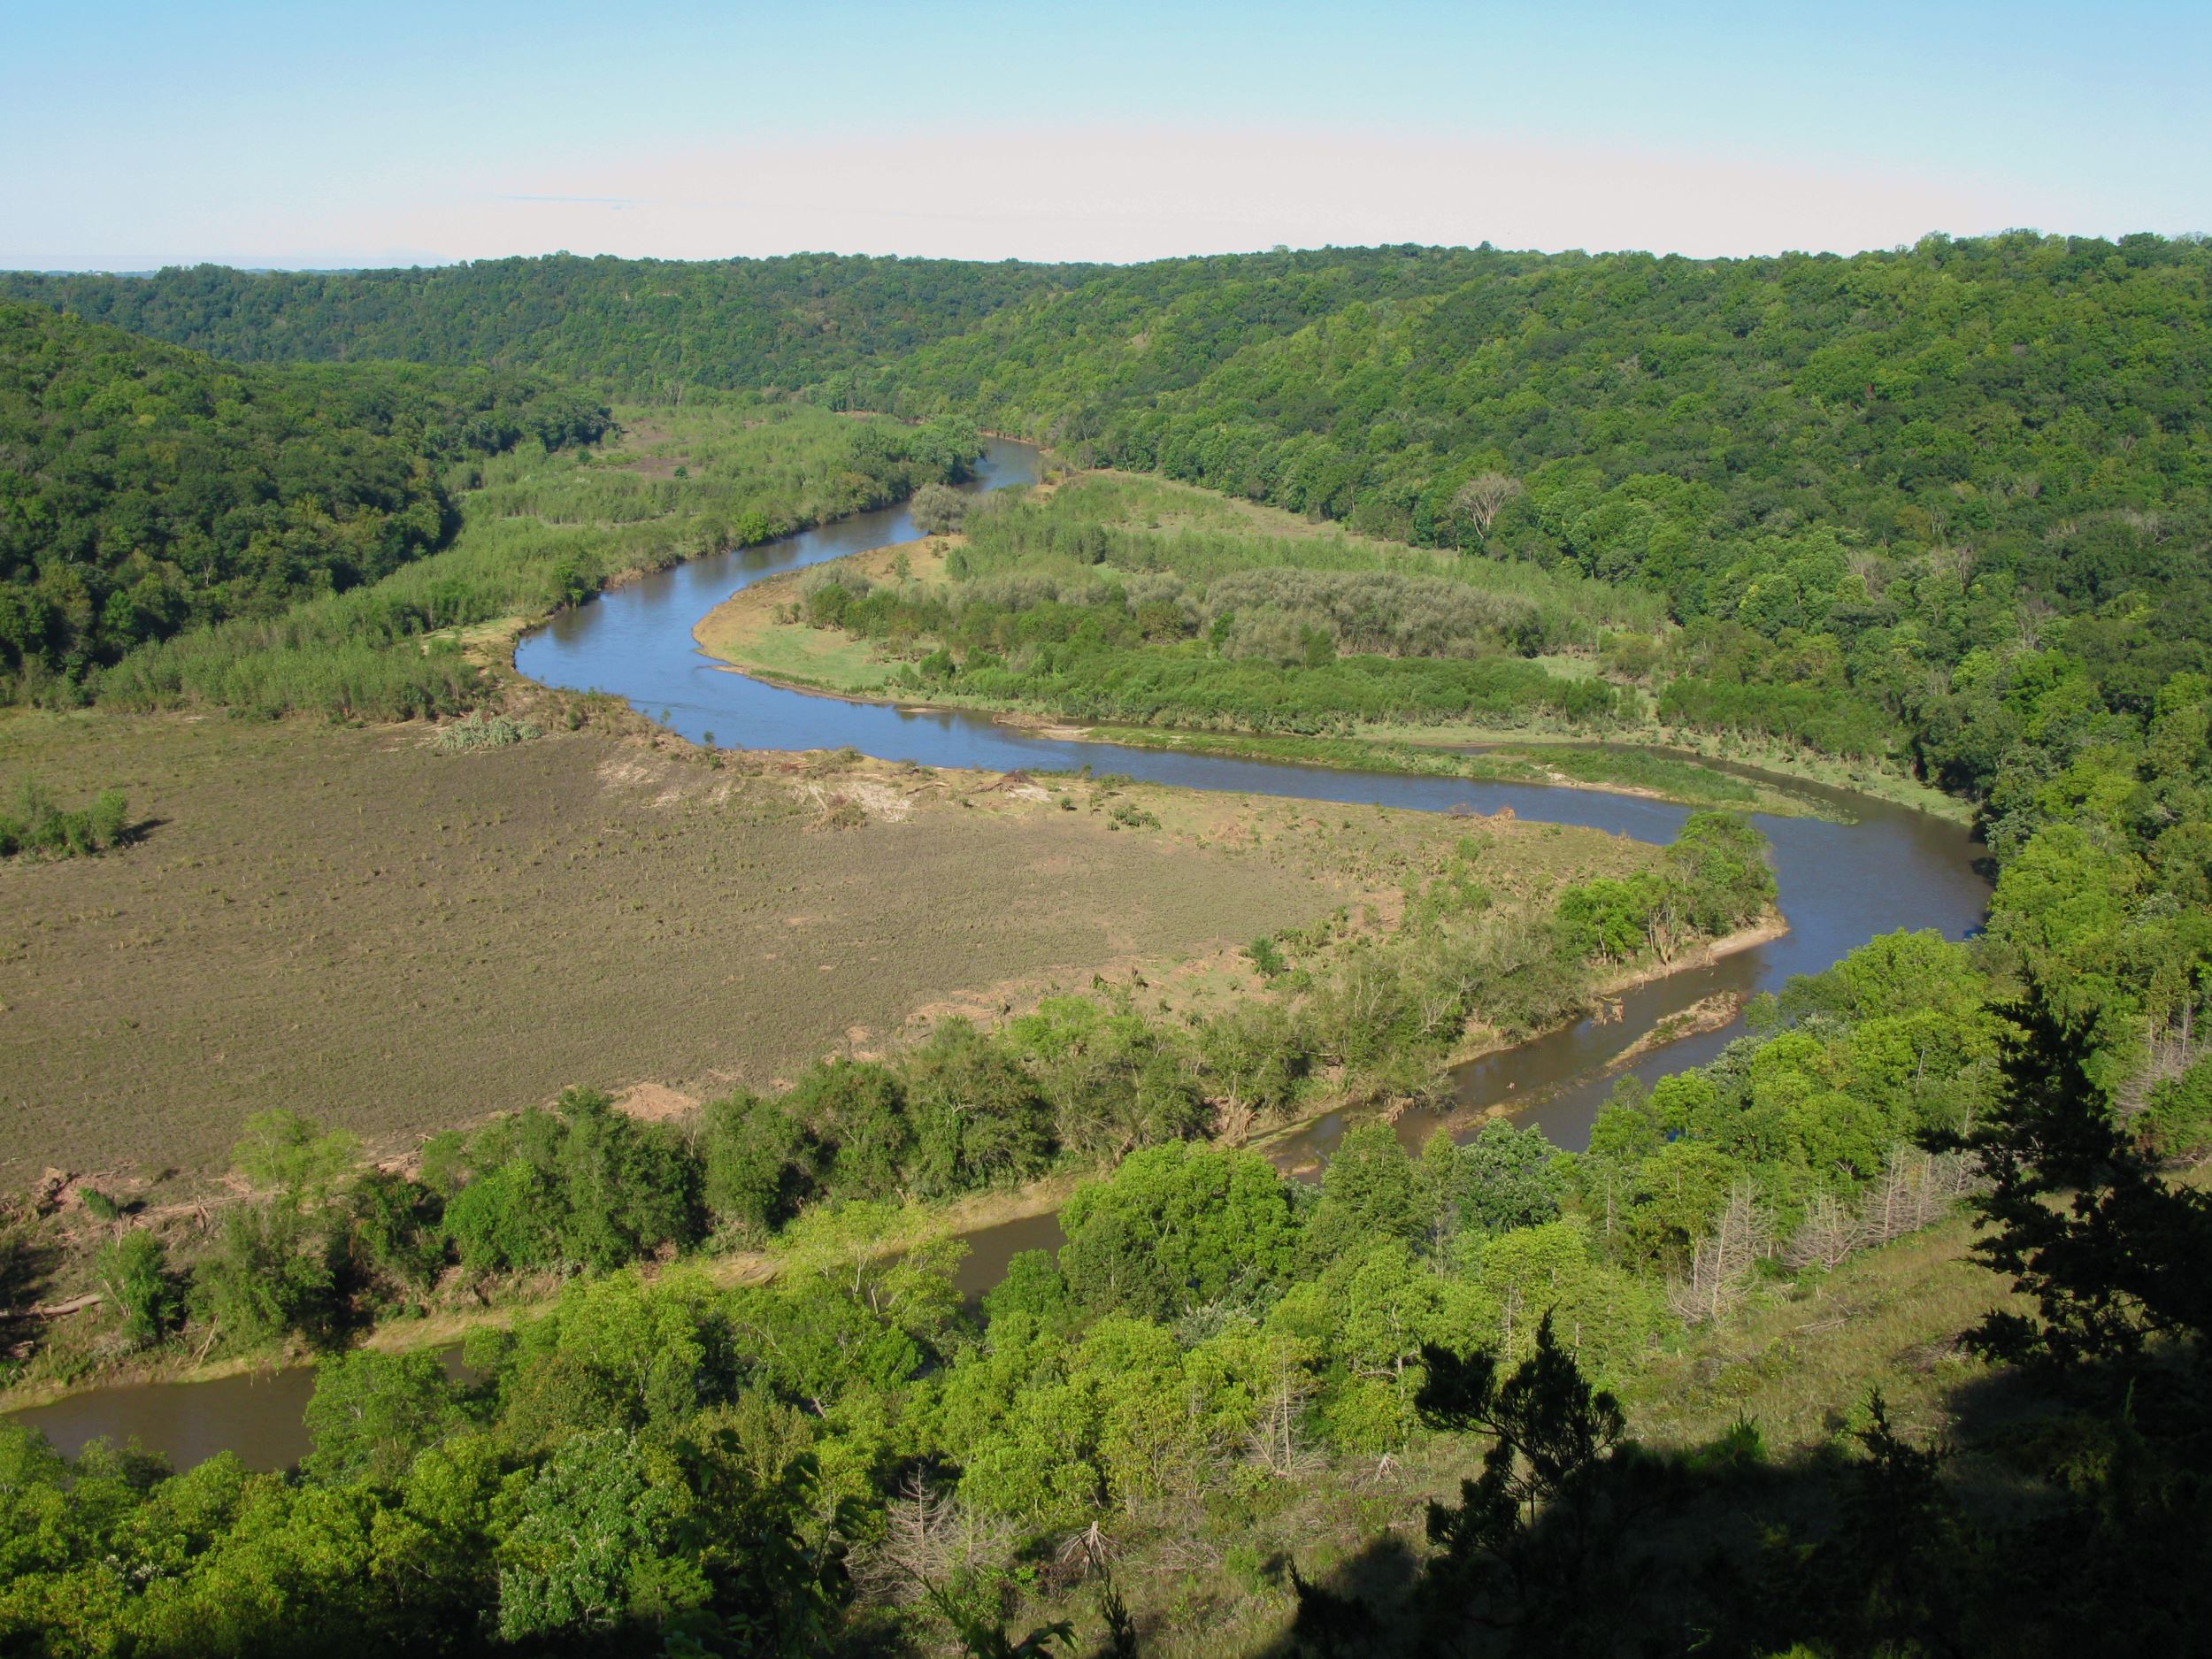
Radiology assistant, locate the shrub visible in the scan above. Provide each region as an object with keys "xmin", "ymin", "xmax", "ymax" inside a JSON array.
[
  {"xmin": 433, "ymin": 710, "xmax": 541, "ymax": 752},
  {"xmin": 96, "ymin": 1231, "xmax": 181, "ymax": 1348},
  {"xmin": 910, "ymin": 481, "xmax": 968, "ymax": 536},
  {"xmin": 188, "ymin": 1202, "xmax": 342, "ymax": 1350},
  {"xmin": 0, "ymin": 780, "xmax": 132, "ymax": 859}
]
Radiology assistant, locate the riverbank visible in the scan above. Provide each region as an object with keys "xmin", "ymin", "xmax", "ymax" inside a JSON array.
[
  {"xmin": 0, "ymin": 890, "xmax": 1782, "ymax": 1422},
  {"xmin": 687, "ymin": 530, "xmax": 1970, "ymax": 823},
  {"xmin": 690, "ymin": 545, "xmax": 1842, "ymax": 819}
]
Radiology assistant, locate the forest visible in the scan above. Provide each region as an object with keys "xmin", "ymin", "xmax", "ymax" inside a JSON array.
[
  {"xmin": 0, "ymin": 302, "xmax": 611, "ymax": 699},
  {"xmin": 1, "ymin": 238, "xmax": 2209, "ymax": 1655},
  {"xmin": 0, "ymin": 255, "xmax": 1099, "ymax": 401}
]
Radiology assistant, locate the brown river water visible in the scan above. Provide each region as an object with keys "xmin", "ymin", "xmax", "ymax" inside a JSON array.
[{"xmin": 11, "ymin": 441, "xmax": 1988, "ymax": 1469}]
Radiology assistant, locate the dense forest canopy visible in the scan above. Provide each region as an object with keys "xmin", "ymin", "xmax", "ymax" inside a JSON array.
[
  {"xmin": 0, "ymin": 302, "xmax": 609, "ymax": 692},
  {"xmin": 0, "ymin": 253, "xmax": 1102, "ymax": 399}
]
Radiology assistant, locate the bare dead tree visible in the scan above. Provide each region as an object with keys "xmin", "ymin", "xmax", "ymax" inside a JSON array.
[
  {"xmin": 1451, "ymin": 472, "xmax": 1524, "ymax": 546},
  {"xmin": 1669, "ymin": 1179, "xmax": 1773, "ymax": 1326},
  {"xmin": 849, "ymin": 1473, "xmax": 1013, "ymax": 1606},
  {"xmin": 1784, "ymin": 1191, "xmax": 1865, "ymax": 1271},
  {"xmin": 1247, "ymin": 1363, "xmax": 1322, "ymax": 1478}
]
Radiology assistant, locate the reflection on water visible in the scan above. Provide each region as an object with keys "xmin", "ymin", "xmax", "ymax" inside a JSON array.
[{"xmin": 952, "ymin": 1211, "xmax": 1068, "ymax": 1299}]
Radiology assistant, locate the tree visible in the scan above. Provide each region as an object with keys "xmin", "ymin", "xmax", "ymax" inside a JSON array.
[
  {"xmin": 95, "ymin": 1231, "xmax": 180, "ymax": 1348},
  {"xmin": 900, "ymin": 1018, "xmax": 1056, "ymax": 1198},
  {"xmin": 495, "ymin": 1427, "xmax": 703, "ymax": 1641},
  {"xmin": 188, "ymin": 1202, "xmax": 341, "ymax": 1350},
  {"xmin": 302, "ymin": 1349, "xmax": 461, "ymax": 1485},
  {"xmin": 1443, "ymin": 1122, "xmax": 1567, "ymax": 1237},
  {"xmin": 340, "ymin": 1170, "xmax": 446, "ymax": 1302},
  {"xmin": 1058, "ymin": 1143, "xmax": 1302, "ymax": 1321},
  {"xmin": 787, "ymin": 1060, "xmax": 911, "ymax": 1200},
  {"xmin": 1667, "ymin": 1178, "xmax": 1772, "ymax": 1327},
  {"xmin": 1965, "ymin": 990, "xmax": 2212, "ymax": 1371},
  {"xmin": 232, "ymin": 1109, "xmax": 360, "ymax": 1202},
  {"xmin": 910, "ymin": 482, "xmax": 968, "ymax": 536},
  {"xmin": 701, "ymin": 1090, "xmax": 816, "ymax": 1236},
  {"xmin": 1411, "ymin": 1315, "xmax": 1640, "ymax": 1655},
  {"xmin": 1451, "ymin": 473, "xmax": 1523, "ymax": 548},
  {"xmin": 1306, "ymin": 1123, "xmax": 1424, "ymax": 1259}
]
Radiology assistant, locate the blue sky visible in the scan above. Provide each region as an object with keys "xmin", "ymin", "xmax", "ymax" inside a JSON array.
[{"xmin": 4, "ymin": 0, "xmax": 2206, "ymax": 268}]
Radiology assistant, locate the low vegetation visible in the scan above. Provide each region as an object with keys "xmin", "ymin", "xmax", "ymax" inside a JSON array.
[{"xmin": 0, "ymin": 777, "xmax": 129, "ymax": 859}]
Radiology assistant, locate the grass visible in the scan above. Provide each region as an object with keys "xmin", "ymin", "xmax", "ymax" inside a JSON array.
[
  {"xmin": 1621, "ymin": 1212, "xmax": 2026, "ymax": 1455},
  {"xmin": 696, "ymin": 550, "xmax": 1830, "ymax": 818},
  {"xmin": 0, "ymin": 707, "xmax": 1652, "ymax": 1187}
]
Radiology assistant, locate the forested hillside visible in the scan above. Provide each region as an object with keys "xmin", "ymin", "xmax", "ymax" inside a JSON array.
[
  {"xmin": 0, "ymin": 253, "xmax": 1101, "ymax": 399},
  {"xmin": 858, "ymin": 234, "xmax": 2212, "ymax": 787},
  {"xmin": 0, "ymin": 302, "xmax": 608, "ymax": 697}
]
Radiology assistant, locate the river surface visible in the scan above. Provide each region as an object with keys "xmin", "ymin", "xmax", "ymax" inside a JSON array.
[{"xmin": 12, "ymin": 436, "xmax": 1988, "ymax": 1470}]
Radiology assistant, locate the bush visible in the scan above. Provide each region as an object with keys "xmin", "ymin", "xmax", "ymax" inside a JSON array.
[
  {"xmin": 432, "ymin": 710, "xmax": 540, "ymax": 752},
  {"xmin": 96, "ymin": 1231, "xmax": 181, "ymax": 1348},
  {"xmin": 188, "ymin": 1202, "xmax": 342, "ymax": 1350},
  {"xmin": 910, "ymin": 481, "xmax": 968, "ymax": 536},
  {"xmin": 1242, "ymin": 936, "xmax": 1287, "ymax": 979},
  {"xmin": 0, "ymin": 780, "xmax": 132, "ymax": 859}
]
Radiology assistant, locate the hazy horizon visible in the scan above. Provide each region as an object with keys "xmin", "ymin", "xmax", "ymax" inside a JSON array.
[{"xmin": 6, "ymin": 1, "xmax": 2207, "ymax": 273}]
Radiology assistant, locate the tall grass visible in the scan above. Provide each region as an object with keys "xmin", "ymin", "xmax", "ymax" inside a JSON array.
[{"xmin": 964, "ymin": 473, "xmax": 1663, "ymax": 650}]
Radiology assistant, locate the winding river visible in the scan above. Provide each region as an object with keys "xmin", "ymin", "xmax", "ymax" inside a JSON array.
[{"xmin": 12, "ymin": 436, "xmax": 1989, "ymax": 1468}]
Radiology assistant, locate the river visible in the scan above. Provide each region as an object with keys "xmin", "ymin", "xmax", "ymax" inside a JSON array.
[{"xmin": 10, "ymin": 436, "xmax": 1988, "ymax": 1469}]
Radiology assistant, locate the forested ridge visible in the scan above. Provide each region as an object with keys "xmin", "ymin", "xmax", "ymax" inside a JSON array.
[{"xmin": 0, "ymin": 253, "xmax": 1100, "ymax": 399}]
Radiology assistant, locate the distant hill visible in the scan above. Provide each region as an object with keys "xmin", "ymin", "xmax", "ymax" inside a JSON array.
[{"xmin": 0, "ymin": 251, "xmax": 1104, "ymax": 399}]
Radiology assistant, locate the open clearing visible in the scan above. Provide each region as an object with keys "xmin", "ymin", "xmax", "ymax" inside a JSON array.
[{"xmin": 0, "ymin": 710, "xmax": 1647, "ymax": 1185}]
